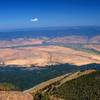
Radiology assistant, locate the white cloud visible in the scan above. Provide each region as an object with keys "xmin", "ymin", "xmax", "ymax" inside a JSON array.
[{"xmin": 30, "ymin": 18, "xmax": 38, "ymax": 22}]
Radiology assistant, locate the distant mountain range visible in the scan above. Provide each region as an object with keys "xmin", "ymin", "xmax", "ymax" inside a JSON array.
[
  {"xmin": 0, "ymin": 26, "xmax": 100, "ymax": 67},
  {"xmin": 0, "ymin": 26, "xmax": 100, "ymax": 40}
]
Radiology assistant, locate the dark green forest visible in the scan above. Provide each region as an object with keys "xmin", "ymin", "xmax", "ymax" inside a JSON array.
[
  {"xmin": 34, "ymin": 71, "xmax": 100, "ymax": 100},
  {"xmin": 51, "ymin": 71, "xmax": 100, "ymax": 100},
  {"xmin": 0, "ymin": 64, "xmax": 77, "ymax": 91}
]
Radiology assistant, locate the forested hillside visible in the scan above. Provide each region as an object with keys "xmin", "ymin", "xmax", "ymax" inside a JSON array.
[
  {"xmin": 34, "ymin": 71, "xmax": 100, "ymax": 100},
  {"xmin": 52, "ymin": 71, "xmax": 100, "ymax": 100}
]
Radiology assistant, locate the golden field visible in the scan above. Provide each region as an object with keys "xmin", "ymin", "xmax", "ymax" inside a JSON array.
[{"xmin": 0, "ymin": 45, "xmax": 100, "ymax": 67}]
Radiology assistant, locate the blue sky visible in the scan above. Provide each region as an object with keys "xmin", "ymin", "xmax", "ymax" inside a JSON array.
[{"xmin": 0, "ymin": 0, "xmax": 100, "ymax": 30}]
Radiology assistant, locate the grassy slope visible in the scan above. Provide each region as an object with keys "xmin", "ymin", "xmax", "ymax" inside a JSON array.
[
  {"xmin": 60, "ymin": 44, "xmax": 100, "ymax": 55},
  {"xmin": 52, "ymin": 71, "xmax": 100, "ymax": 100}
]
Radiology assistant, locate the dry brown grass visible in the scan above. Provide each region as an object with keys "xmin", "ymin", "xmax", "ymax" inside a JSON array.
[
  {"xmin": 0, "ymin": 91, "xmax": 33, "ymax": 100},
  {"xmin": 0, "ymin": 45, "xmax": 100, "ymax": 66}
]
